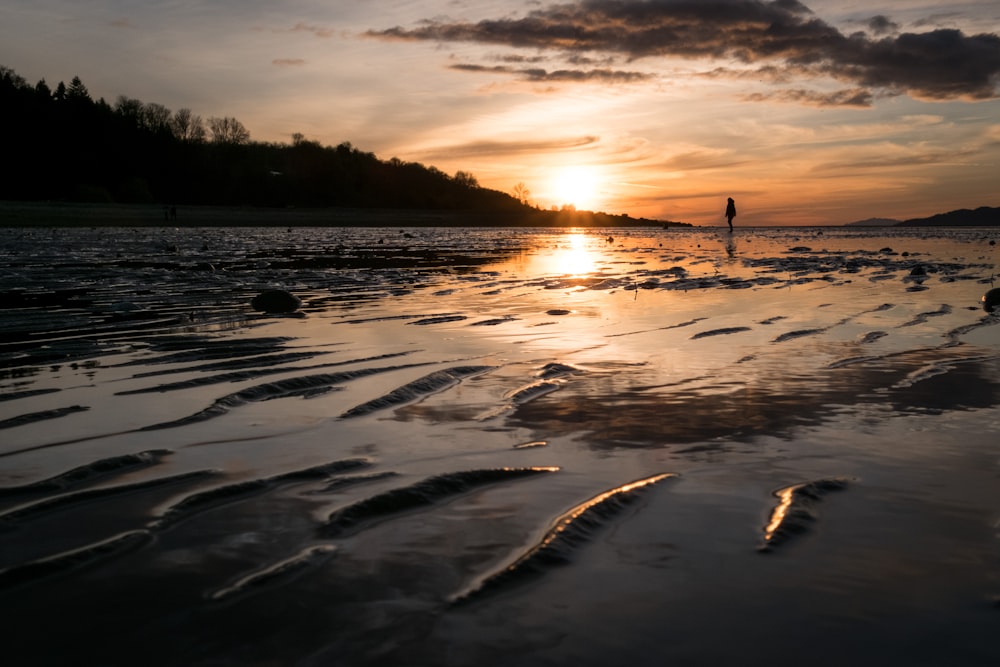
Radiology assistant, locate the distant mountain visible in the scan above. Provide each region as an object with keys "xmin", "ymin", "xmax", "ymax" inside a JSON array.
[
  {"xmin": 845, "ymin": 217, "xmax": 901, "ymax": 226},
  {"xmin": 844, "ymin": 207, "xmax": 1000, "ymax": 227},
  {"xmin": 897, "ymin": 206, "xmax": 1000, "ymax": 227}
]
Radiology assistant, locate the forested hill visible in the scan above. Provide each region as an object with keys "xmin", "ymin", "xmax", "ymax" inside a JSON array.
[
  {"xmin": 845, "ymin": 207, "xmax": 1000, "ymax": 227},
  {"xmin": 896, "ymin": 206, "xmax": 1000, "ymax": 227},
  {"xmin": 1, "ymin": 66, "xmax": 676, "ymax": 227},
  {"xmin": 0, "ymin": 66, "xmax": 528, "ymax": 211}
]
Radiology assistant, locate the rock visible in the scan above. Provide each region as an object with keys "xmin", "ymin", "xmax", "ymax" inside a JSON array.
[
  {"xmin": 109, "ymin": 301, "xmax": 141, "ymax": 312},
  {"xmin": 982, "ymin": 288, "xmax": 1000, "ymax": 313},
  {"xmin": 251, "ymin": 289, "xmax": 301, "ymax": 313}
]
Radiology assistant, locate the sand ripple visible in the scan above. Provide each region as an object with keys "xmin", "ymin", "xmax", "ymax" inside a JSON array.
[
  {"xmin": 321, "ymin": 467, "xmax": 559, "ymax": 538},
  {"xmin": 454, "ymin": 473, "xmax": 676, "ymax": 603}
]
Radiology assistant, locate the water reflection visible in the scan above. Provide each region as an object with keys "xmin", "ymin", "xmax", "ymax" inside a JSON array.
[
  {"xmin": 725, "ymin": 235, "xmax": 737, "ymax": 260},
  {"xmin": 549, "ymin": 232, "xmax": 597, "ymax": 277}
]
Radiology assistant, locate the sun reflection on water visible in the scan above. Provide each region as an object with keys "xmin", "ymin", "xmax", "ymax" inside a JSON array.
[{"xmin": 550, "ymin": 232, "xmax": 597, "ymax": 277}]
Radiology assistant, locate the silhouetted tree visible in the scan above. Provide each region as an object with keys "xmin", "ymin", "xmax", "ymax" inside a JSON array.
[
  {"xmin": 66, "ymin": 76, "xmax": 91, "ymax": 102},
  {"xmin": 170, "ymin": 108, "xmax": 206, "ymax": 142},
  {"xmin": 142, "ymin": 102, "xmax": 172, "ymax": 133},
  {"xmin": 454, "ymin": 171, "xmax": 479, "ymax": 188},
  {"xmin": 0, "ymin": 63, "xmax": 538, "ymax": 214},
  {"xmin": 208, "ymin": 116, "xmax": 250, "ymax": 144},
  {"xmin": 513, "ymin": 182, "xmax": 531, "ymax": 205},
  {"xmin": 0, "ymin": 65, "xmax": 27, "ymax": 88},
  {"xmin": 114, "ymin": 95, "xmax": 145, "ymax": 127}
]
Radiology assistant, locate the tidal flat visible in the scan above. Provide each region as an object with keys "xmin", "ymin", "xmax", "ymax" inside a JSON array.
[{"xmin": 1, "ymin": 225, "xmax": 999, "ymax": 666}]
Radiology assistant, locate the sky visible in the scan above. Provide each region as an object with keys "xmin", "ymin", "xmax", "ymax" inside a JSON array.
[{"xmin": 2, "ymin": 0, "xmax": 999, "ymax": 225}]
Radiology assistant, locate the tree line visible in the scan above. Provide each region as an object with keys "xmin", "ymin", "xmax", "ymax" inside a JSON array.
[{"xmin": 0, "ymin": 66, "xmax": 529, "ymax": 213}]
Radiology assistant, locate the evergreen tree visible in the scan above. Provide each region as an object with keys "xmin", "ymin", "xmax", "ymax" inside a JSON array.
[
  {"xmin": 34, "ymin": 78, "xmax": 51, "ymax": 99},
  {"xmin": 66, "ymin": 75, "xmax": 90, "ymax": 102}
]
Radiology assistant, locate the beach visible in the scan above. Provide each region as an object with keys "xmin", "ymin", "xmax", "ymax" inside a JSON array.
[{"xmin": 1, "ymin": 224, "xmax": 999, "ymax": 666}]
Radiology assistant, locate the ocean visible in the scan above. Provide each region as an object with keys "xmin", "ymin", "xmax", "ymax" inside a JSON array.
[{"xmin": 1, "ymin": 225, "xmax": 998, "ymax": 665}]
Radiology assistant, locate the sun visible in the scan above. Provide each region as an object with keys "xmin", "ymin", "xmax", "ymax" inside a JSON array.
[{"xmin": 550, "ymin": 165, "xmax": 602, "ymax": 211}]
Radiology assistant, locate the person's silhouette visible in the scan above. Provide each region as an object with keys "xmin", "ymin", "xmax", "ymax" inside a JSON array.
[{"xmin": 725, "ymin": 197, "xmax": 736, "ymax": 232}]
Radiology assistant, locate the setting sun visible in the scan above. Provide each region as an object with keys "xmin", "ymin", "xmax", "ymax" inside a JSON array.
[{"xmin": 550, "ymin": 166, "xmax": 603, "ymax": 211}]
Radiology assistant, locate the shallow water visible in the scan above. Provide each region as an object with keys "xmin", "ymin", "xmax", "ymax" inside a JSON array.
[{"xmin": 1, "ymin": 225, "xmax": 999, "ymax": 665}]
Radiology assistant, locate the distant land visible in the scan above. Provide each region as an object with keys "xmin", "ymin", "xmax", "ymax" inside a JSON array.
[
  {"xmin": 846, "ymin": 206, "xmax": 1000, "ymax": 227},
  {"xmin": 0, "ymin": 200, "xmax": 686, "ymax": 228},
  {"xmin": 1, "ymin": 65, "xmax": 686, "ymax": 228}
]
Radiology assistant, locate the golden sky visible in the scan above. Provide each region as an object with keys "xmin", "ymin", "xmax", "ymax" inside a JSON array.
[{"xmin": 2, "ymin": 1, "xmax": 999, "ymax": 225}]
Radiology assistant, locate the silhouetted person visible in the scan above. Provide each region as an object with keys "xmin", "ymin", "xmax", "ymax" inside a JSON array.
[{"xmin": 725, "ymin": 197, "xmax": 736, "ymax": 232}]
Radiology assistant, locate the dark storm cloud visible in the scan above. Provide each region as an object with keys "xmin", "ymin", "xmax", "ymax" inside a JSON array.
[{"xmin": 368, "ymin": 0, "xmax": 1000, "ymax": 100}]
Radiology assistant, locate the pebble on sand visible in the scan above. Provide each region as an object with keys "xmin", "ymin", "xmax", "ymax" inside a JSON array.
[
  {"xmin": 251, "ymin": 289, "xmax": 301, "ymax": 313},
  {"xmin": 982, "ymin": 288, "xmax": 1000, "ymax": 313}
]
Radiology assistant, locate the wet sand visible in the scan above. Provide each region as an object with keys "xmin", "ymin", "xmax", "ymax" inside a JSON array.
[{"xmin": 1, "ymin": 225, "xmax": 999, "ymax": 665}]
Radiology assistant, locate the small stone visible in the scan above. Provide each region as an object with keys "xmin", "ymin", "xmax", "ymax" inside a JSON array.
[
  {"xmin": 982, "ymin": 288, "xmax": 1000, "ymax": 313},
  {"xmin": 251, "ymin": 289, "xmax": 301, "ymax": 313}
]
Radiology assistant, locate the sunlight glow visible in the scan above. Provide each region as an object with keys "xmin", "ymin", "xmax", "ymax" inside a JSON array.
[
  {"xmin": 550, "ymin": 166, "xmax": 603, "ymax": 211},
  {"xmin": 551, "ymin": 233, "xmax": 597, "ymax": 276}
]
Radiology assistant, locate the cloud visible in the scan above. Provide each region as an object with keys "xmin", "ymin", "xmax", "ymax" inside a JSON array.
[
  {"xmin": 913, "ymin": 13, "xmax": 963, "ymax": 29},
  {"xmin": 742, "ymin": 87, "xmax": 874, "ymax": 107},
  {"xmin": 450, "ymin": 63, "xmax": 653, "ymax": 83},
  {"xmin": 492, "ymin": 54, "xmax": 549, "ymax": 64},
  {"xmin": 866, "ymin": 15, "xmax": 899, "ymax": 35},
  {"xmin": 287, "ymin": 22, "xmax": 335, "ymax": 38},
  {"xmin": 367, "ymin": 0, "xmax": 1000, "ymax": 101},
  {"xmin": 273, "ymin": 59, "xmax": 307, "ymax": 67},
  {"xmin": 661, "ymin": 149, "xmax": 752, "ymax": 171},
  {"xmin": 811, "ymin": 146, "xmax": 979, "ymax": 173},
  {"xmin": 414, "ymin": 135, "xmax": 601, "ymax": 161}
]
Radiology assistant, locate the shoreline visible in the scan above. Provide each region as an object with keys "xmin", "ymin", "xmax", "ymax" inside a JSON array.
[{"xmin": 0, "ymin": 200, "xmax": 673, "ymax": 228}]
